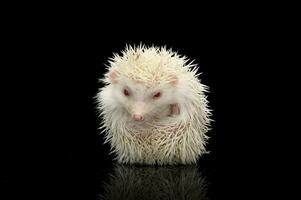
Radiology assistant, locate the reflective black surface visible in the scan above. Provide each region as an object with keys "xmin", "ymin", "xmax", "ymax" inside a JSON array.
[{"xmin": 98, "ymin": 165, "xmax": 209, "ymax": 200}]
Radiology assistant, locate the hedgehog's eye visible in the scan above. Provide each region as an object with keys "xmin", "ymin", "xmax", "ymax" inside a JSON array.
[
  {"xmin": 123, "ymin": 89, "xmax": 130, "ymax": 96},
  {"xmin": 153, "ymin": 92, "xmax": 161, "ymax": 99}
]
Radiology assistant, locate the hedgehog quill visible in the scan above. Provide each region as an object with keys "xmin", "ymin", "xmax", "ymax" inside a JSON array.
[{"xmin": 96, "ymin": 45, "xmax": 212, "ymax": 165}]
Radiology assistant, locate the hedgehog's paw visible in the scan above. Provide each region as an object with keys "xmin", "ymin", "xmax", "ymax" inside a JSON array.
[{"xmin": 170, "ymin": 104, "xmax": 180, "ymax": 115}]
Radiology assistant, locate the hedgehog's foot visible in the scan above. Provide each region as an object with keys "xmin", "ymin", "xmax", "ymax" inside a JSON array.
[{"xmin": 170, "ymin": 104, "xmax": 180, "ymax": 115}]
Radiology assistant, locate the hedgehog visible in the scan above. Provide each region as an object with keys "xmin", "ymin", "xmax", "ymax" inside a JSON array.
[{"xmin": 96, "ymin": 44, "xmax": 211, "ymax": 165}]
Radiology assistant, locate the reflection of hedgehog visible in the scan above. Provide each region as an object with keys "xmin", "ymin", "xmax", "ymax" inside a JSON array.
[
  {"xmin": 98, "ymin": 165, "xmax": 208, "ymax": 200},
  {"xmin": 97, "ymin": 45, "xmax": 211, "ymax": 165}
]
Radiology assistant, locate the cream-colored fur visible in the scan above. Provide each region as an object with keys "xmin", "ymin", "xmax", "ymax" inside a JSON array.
[{"xmin": 97, "ymin": 44, "xmax": 211, "ymax": 165}]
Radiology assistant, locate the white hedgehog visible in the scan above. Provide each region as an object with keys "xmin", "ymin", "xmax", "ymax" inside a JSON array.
[{"xmin": 96, "ymin": 44, "xmax": 212, "ymax": 165}]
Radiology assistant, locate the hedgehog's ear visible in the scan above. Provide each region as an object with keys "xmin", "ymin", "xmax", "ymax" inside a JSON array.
[
  {"xmin": 108, "ymin": 69, "xmax": 118, "ymax": 84},
  {"xmin": 169, "ymin": 75, "xmax": 178, "ymax": 86}
]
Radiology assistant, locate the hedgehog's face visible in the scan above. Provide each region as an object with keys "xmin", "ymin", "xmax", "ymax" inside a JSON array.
[{"xmin": 108, "ymin": 70, "xmax": 178, "ymax": 123}]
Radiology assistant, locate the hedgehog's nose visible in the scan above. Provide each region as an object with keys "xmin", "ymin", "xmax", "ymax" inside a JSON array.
[{"xmin": 133, "ymin": 114, "xmax": 144, "ymax": 121}]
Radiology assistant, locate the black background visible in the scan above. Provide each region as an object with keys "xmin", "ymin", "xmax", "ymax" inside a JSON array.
[{"xmin": 2, "ymin": 11, "xmax": 287, "ymax": 199}]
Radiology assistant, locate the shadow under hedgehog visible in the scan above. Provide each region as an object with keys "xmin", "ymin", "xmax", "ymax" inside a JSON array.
[{"xmin": 96, "ymin": 44, "xmax": 212, "ymax": 165}]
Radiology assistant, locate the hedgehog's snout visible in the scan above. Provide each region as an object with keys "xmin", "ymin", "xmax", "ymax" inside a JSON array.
[
  {"xmin": 132, "ymin": 114, "xmax": 144, "ymax": 122},
  {"xmin": 130, "ymin": 101, "xmax": 150, "ymax": 122}
]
